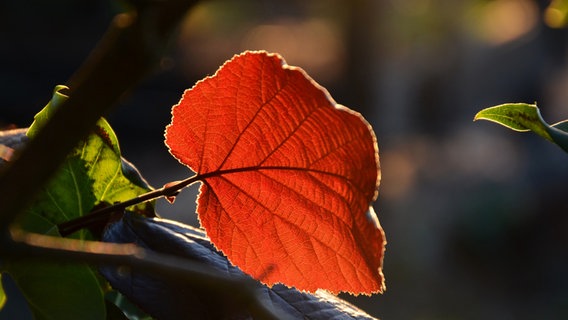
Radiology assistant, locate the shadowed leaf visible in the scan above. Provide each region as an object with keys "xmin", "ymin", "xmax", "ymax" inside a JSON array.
[{"xmin": 102, "ymin": 213, "xmax": 378, "ymax": 319}]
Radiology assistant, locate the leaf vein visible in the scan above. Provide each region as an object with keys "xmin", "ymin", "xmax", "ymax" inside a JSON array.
[
  {"xmin": 257, "ymin": 104, "xmax": 321, "ymax": 167},
  {"xmin": 204, "ymin": 180, "xmax": 265, "ymax": 271},
  {"xmin": 100, "ymin": 158, "xmax": 121, "ymax": 203},
  {"xmin": 216, "ymin": 175, "xmax": 363, "ymax": 279},
  {"xmin": 216, "ymin": 69, "xmax": 290, "ymax": 171},
  {"xmin": 68, "ymin": 161, "xmax": 83, "ymax": 216}
]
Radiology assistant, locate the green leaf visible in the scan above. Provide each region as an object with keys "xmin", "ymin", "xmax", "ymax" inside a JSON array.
[
  {"xmin": 4, "ymin": 264, "xmax": 105, "ymax": 320},
  {"xmin": 0, "ymin": 274, "xmax": 6, "ymax": 311},
  {"xmin": 4, "ymin": 86, "xmax": 155, "ymax": 320},
  {"xmin": 23, "ymin": 156, "xmax": 97, "ymax": 237},
  {"xmin": 26, "ymin": 86, "xmax": 154, "ymax": 224},
  {"xmin": 474, "ymin": 103, "xmax": 568, "ymax": 153},
  {"xmin": 27, "ymin": 85, "xmax": 69, "ymax": 138},
  {"xmin": 76, "ymin": 117, "xmax": 153, "ymax": 214}
]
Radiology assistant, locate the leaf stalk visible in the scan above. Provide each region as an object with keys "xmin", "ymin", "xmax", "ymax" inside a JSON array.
[{"xmin": 58, "ymin": 175, "xmax": 200, "ymax": 236}]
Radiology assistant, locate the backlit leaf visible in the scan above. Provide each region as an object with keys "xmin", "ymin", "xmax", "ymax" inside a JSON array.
[
  {"xmin": 474, "ymin": 103, "xmax": 568, "ymax": 153},
  {"xmin": 165, "ymin": 51, "xmax": 385, "ymax": 294},
  {"xmin": 26, "ymin": 86, "xmax": 154, "ymax": 223}
]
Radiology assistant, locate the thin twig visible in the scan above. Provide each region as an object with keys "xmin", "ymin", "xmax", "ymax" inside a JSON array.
[{"xmin": 58, "ymin": 175, "xmax": 200, "ymax": 236}]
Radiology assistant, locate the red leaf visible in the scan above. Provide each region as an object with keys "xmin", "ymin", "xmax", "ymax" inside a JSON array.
[{"xmin": 165, "ymin": 51, "xmax": 385, "ymax": 294}]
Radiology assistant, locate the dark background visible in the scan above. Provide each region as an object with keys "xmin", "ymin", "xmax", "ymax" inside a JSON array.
[{"xmin": 2, "ymin": 0, "xmax": 568, "ymax": 319}]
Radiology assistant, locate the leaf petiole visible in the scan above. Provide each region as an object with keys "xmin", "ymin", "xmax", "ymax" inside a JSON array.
[{"xmin": 57, "ymin": 174, "xmax": 201, "ymax": 237}]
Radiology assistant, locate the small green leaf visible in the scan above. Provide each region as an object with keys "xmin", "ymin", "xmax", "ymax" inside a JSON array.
[
  {"xmin": 27, "ymin": 85, "xmax": 69, "ymax": 138},
  {"xmin": 0, "ymin": 274, "xmax": 6, "ymax": 311},
  {"xmin": 474, "ymin": 103, "xmax": 568, "ymax": 153},
  {"xmin": 474, "ymin": 103, "xmax": 551, "ymax": 138}
]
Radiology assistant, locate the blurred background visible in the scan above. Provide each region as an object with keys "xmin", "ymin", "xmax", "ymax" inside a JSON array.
[{"xmin": 2, "ymin": 0, "xmax": 568, "ymax": 318}]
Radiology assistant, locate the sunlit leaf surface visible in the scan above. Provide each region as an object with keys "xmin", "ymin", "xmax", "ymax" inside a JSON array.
[{"xmin": 165, "ymin": 51, "xmax": 385, "ymax": 294}]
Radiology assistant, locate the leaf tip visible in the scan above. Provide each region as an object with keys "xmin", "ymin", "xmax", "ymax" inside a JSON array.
[{"xmin": 472, "ymin": 110, "xmax": 484, "ymax": 122}]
